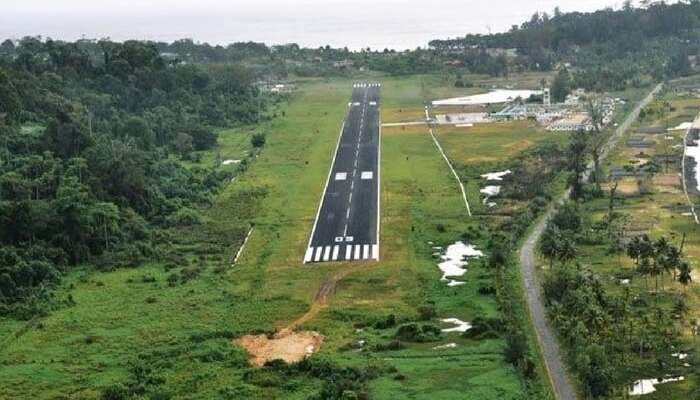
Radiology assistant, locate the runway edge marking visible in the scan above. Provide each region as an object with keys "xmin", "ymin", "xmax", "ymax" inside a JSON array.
[
  {"xmin": 303, "ymin": 113, "xmax": 349, "ymax": 264},
  {"xmin": 375, "ymin": 88, "xmax": 382, "ymax": 261}
]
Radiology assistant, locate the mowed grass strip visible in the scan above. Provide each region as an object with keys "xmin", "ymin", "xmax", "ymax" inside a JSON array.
[{"xmin": 434, "ymin": 121, "xmax": 548, "ymax": 165}]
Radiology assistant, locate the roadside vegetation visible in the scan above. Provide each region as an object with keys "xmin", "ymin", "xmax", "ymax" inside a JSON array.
[{"xmin": 535, "ymin": 82, "xmax": 700, "ymax": 399}]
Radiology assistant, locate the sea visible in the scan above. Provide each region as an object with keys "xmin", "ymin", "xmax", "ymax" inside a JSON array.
[{"xmin": 1, "ymin": 0, "xmax": 655, "ymax": 49}]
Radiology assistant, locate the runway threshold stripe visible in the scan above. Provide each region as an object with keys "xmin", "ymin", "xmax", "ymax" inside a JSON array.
[
  {"xmin": 304, "ymin": 247, "xmax": 314, "ymax": 263},
  {"xmin": 314, "ymin": 247, "xmax": 322, "ymax": 262},
  {"xmin": 354, "ymin": 245, "xmax": 361, "ymax": 260},
  {"xmin": 323, "ymin": 246, "xmax": 331, "ymax": 261},
  {"xmin": 363, "ymin": 245, "xmax": 370, "ymax": 260},
  {"xmin": 372, "ymin": 244, "xmax": 379, "ymax": 260},
  {"xmin": 332, "ymin": 245, "xmax": 340, "ymax": 261}
]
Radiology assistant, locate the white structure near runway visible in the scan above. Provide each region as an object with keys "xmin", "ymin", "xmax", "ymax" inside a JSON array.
[{"xmin": 432, "ymin": 89, "xmax": 542, "ymax": 106}]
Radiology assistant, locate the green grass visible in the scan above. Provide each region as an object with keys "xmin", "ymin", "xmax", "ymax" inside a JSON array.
[
  {"xmin": 0, "ymin": 73, "xmax": 561, "ymax": 399},
  {"xmin": 434, "ymin": 120, "xmax": 549, "ymax": 165}
]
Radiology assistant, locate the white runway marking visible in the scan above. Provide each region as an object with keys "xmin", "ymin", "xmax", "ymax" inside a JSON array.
[
  {"xmin": 314, "ymin": 247, "xmax": 323, "ymax": 262},
  {"xmin": 323, "ymin": 246, "xmax": 331, "ymax": 261},
  {"xmin": 354, "ymin": 245, "xmax": 361, "ymax": 260},
  {"xmin": 332, "ymin": 245, "xmax": 340, "ymax": 260},
  {"xmin": 361, "ymin": 171, "xmax": 373, "ymax": 180},
  {"xmin": 345, "ymin": 245, "xmax": 352, "ymax": 259},
  {"xmin": 363, "ymin": 245, "xmax": 370, "ymax": 259},
  {"xmin": 346, "ymin": 208, "xmax": 350, "ymax": 218},
  {"xmin": 346, "ymin": 236, "xmax": 354, "ymax": 242},
  {"xmin": 304, "ymin": 247, "xmax": 314, "ymax": 263},
  {"xmin": 335, "ymin": 172, "xmax": 347, "ymax": 181},
  {"xmin": 372, "ymin": 244, "xmax": 379, "ymax": 260},
  {"xmin": 335, "ymin": 236, "xmax": 344, "ymax": 243}
]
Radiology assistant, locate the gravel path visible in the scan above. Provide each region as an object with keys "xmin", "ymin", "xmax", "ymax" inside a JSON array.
[{"xmin": 519, "ymin": 84, "xmax": 662, "ymax": 400}]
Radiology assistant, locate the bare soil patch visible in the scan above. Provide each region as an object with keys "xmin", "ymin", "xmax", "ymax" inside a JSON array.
[
  {"xmin": 612, "ymin": 178, "xmax": 639, "ymax": 196},
  {"xmin": 234, "ymin": 263, "xmax": 371, "ymax": 367},
  {"xmin": 653, "ymin": 173, "xmax": 682, "ymax": 193},
  {"xmin": 235, "ymin": 331, "xmax": 323, "ymax": 367}
]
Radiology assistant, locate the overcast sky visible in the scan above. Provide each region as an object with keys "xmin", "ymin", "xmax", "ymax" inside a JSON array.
[{"xmin": 1, "ymin": 0, "xmax": 654, "ymax": 49}]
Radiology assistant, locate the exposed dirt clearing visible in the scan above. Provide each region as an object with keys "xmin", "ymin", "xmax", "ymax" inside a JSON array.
[
  {"xmin": 611, "ymin": 178, "xmax": 639, "ymax": 196},
  {"xmin": 235, "ymin": 263, "xmax": 372, "ymax": 367},
  {"xmin": 235, "ymin": 331, "xmax": 324, "ymax": 367},
  {"xmin": 653, "ymin": 173, "xmax": 682, "ymax": 193}
]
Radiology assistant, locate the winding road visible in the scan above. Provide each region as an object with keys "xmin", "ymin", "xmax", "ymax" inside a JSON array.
[{"xmin": 519, "ymin": 84, "xmax": 662, "ymax": 400}]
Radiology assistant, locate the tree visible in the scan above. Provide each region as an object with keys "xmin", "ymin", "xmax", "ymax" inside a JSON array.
[
  {"xmin": 188, "ymin": 126, "xmax": 218, "ymax": 151},
  {"xmin": 87, "ymin": 202, "xmax": 120, "ymax": 252},
  {"xmin": 567, "ymin": 130, "xmax": 588, "ymax": 199},
  {"xmin": 678, "ymin": 261, "xmax": 692, "ymax": 291},
  {"xmin": 639, "ymin": 256, "xmax": 652, "ymax": 290},
  {"xmin": 45, "ymin": 111, "xmax": 92, "ymax": 159},
  {"xmin": 540, "ymin": 224, "xmax": 562, "ymax": 268},
  {"xmin": 251, "ymin": 133, "xmax": 266, "ymax": 148},
  {"xmin": 172, "ymin": 132, "xmax": 194, "ymax": 157},
  {"xmin": 550, "ymin": 68, "xmax": 571, "ymax": 103},
  {"xmin": 487, "ymin": 232, "xmax": 511, "ymax": 269},
  {"xmin": 627, "ymin": 236, "xmax": 640, "ymax": 265},
  {"xmin": 557, "ymin": 236, "xmax": 578, "ymax": 265},
  {"xmin": 0, "ymin": 68, "xmax": 22, "ymax": 125},
  {"xmin": 585, "ymin": 97, "xmax": 608, "ymax": 193}
]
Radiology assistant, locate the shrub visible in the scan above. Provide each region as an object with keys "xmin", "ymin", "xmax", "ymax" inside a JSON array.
[
  {"xmin": 101, "ymin": 384, "xmax": 128, "ymax": 400},
  {"xmin": 166, "ymin": 208, "xmax": 201, "ymax": 227},
  {"xmin": 463, "ymin": 317, "xmax": 504, "ymax": 339},
  {"xmin": 417, "ymin": 303, "xmax": 437, "ymax": 321},
  {"xmin": 373, "ymin": 314, "xmax": 396, "ymax": 329},
  {"xmin": 395, "ymin": 323, "xmax": 442, "ymax": 342},
  {"xmin": 251, "ymin": 133, "xmax": 266, "ymax": 148},
  {"xmin": 371, "ymin": 340, "xmax": 405, "ymax": 352},
  {"xmin": 166, "ymin": 273, "xmax": 179, "ymax": 287}
]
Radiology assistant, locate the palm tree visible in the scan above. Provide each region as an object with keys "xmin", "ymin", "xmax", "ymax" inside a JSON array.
[
  {"xmin": 649, "ymin": 254, "xmax": 663, "ymax": 293},
  {"xmin": 557, "ymin": 236, "xmax": 578, "ymax": 265},
  {"xmin": 540, "ymin": 224, "xmax": 561, "ymax": 268},
  {"xmin": 639, "ymin": 235, "xmax": 655, "ymax": 263},
  {"xmin": 627, "ymin": 236, "xmax": 642, "ymax": 266},
  {"xmin": 654, "ymin": 237, "xmax": 671, "ymax": 291},
  {"xmin": 639, "ymin": 256, "xmax": 652, "ymax": 291},
  {"xmin": 678, "ymin": 261, "xmax": 693, "ymax": 292}
]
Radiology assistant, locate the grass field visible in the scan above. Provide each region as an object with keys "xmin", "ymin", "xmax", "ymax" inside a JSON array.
[
  {"xmin": 433, "ymin": 121, "xmax": 548, "ymax": 164},
  {"xmin": 0, "ymin": 73, "xmax": 558, "ymax": 399}
]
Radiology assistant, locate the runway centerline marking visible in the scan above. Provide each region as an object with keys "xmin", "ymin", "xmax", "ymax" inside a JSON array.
[{"xmin": 304, "ymin": 83, "xmax": 381, "ymax": 264}]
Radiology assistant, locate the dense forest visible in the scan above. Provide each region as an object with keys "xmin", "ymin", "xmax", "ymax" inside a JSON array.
[
  {"xmin": 0, "ymin": 39, "xmax": 263, "ymax": 318},
  {"xmin": 429, "ymin": 1, "xmax": 700, "ymax": 89}
]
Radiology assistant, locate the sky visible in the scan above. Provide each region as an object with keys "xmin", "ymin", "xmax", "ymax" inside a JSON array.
[{"xmin": 0, "ymin": 0, "xmax": 655, "ymax": 50}]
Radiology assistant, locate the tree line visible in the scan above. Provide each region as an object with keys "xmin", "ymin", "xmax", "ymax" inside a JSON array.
[{"xmin": 0, "ymin": 39, "xmax": 264, "ymax": 318}]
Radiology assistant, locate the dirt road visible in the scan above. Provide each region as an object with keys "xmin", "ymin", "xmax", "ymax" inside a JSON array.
[{"xmin": 519, "ymin": 84, "xmax": 662, "ymax": 400}]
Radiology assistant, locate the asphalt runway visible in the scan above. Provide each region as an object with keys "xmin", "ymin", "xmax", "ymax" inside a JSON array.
[{"xmin": 304, "ymin": 83, "xmax": 381, "ymax": 263}]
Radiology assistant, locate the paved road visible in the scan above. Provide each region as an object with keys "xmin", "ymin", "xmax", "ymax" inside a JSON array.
[
  {"xmin": 304, "ymin": 83, "xmax": 381, "ymax": 264},
  {"xmin": 519, "ymin": 84, "xmax": 662, "ymax": 400}
]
